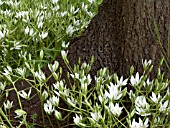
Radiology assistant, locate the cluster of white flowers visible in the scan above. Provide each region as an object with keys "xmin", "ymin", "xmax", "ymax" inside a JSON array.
[
  {"xmin": 0, "ymin": 0, "xmax": 100, "ymax": 75},
  {"xmin": 2, "ymin": 46, "xmax": 170, "ymax": 128}
]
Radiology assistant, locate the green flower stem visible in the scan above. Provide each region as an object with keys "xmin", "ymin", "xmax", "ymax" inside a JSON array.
[
  {"xmin": 0, "ymin": 108, "xmax": 13, "ymax": 127},
  {"xmin": 47, "ymin": 115, "xmax": 55, "ymax": 128},
  {"xmin": 12, "ymin": 82, "xmax": 23, "ymax": 109},
  {"xmin": 38, "ymin": 83, "xmax": 46, "ymax": 127}
]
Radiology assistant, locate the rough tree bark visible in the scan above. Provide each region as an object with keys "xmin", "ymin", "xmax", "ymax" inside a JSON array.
[{"xmin": 63, "ymin": 0, "xmax": 170, "ymax": 78}]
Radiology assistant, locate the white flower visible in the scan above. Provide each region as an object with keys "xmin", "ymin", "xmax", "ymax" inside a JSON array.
[
  {"xmin": 109, "ymin": 103, "xmax": 123, "ymax": 117},
  {"xmin": 48, "ymin": 61, "xmax": 59, "ymax": 72},
  {"xmin": 73, "ymin": 114, "xmax": 85, "ymax": 127},
  {"xmin": 130, "ymin": 72, "xmax": 142, "ymax": 87},
  {"xmin": 39, "ymin": 31, "xmax": 48, "ymax": 39},
  {"xmin": 142, "ymin": 59, "xmax": 152, "ymax": 68},
  {"xmin": 88, "ymin": 0, "xmax": 96, "ymax": 3},
  {"xmin": 24, "ymin": 26, "xmax": 34, "ymax": 36},
  {"xmin": 60, "ymin": 11, "xmax": 67, "ymax": 17},
  {"xmin": 10, "ymin": 41, "xmax": 23, "ymax": 50},
  {"xmin": 90, "ymin": 111, "xmax": 101, "ymax": 122},
  {"xmin": 62, "ymin": 41, "xmax": 69, "ymax": 48},
  {"xmin": 44, "ymin": 100, "xmax": 54, "ymax": 115},
  {"xmin": 67, "ymin": 97, "xmax": 77, "ymax": 107},
  {"xmin": 82, "ymin": 3, "xmax": 88, "ymax": 12},
  {"xmin": 61, "ymin": 50, "xmax": 68, "ymax": 60},
  {"xmin": 37, "ymin": 21, "xmax": 43, "ymax": 28},
  {"xmin": 3, "ymin": 66, "xmax": 12, "ymax": 76},
  {"xmin": 66, "ymin": 25, "xmax": 74, "ymax": 36},
  {"xmin": 34, "ymin": 70, "xmax": 46, "ymax": 82},
  {"xmin": 0, "ymin": 30, "xmax": 5, "ymax": 39},
  {"xmin": 117, "ymin": 76, "xmax": 128, "ymax": 86},
  {"xmin": 3, "ymin": 100, "xmax": 13, "ymax": 109},
  {"xmin": 70, "ymin": 5, "xmax": 79, "ymax": 14},
  {"xmin": 19, "ymin": 88, "xmax": 32, "ymax": 100},
  {"xmin": 16, "ymin": 67, "xmax": 26, "ymax": 77},
  {"xmin": 53, "ymin": 80, "xmax": 64, "ymax": 91},
  {"xmin": 130, "ymin": 118, "xmax": 149, "ymax": 128},
  {"xmin": 73, "ymin": 19, "xmax": 80, "ymax": 26},
  {"xmin": 73, "ymin": 114, "xmax": 82, "ymax": 124},
  {"xmin": 150, "ymin": 92, "xmax": 161, "ymax": 103},
  {"xmin": 0, "ymin": 125, "xmax": 6, "ymax": 128},
  {"xmin": 135, "ymin": 96, "xmax": 151, "ymax": 116},
  {"xmin": 104, "ymin": 83, "xmax": 122, "ymax": 100},
  {"xmin": 52, "ymin": 0, "xmax": 58, "ymax": 4},
  {"xmin": 159, "ymin": 100, "xmax": 169, "ymax": 112},
  {"xmin": 50, "ymin": 95, "xmax": 59, "ymax": 107}
]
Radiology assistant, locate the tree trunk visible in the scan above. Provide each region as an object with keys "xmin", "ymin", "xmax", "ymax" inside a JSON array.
[{"xmin": 64, "ymin": 0, "xmax": 170, "ymax": 78}]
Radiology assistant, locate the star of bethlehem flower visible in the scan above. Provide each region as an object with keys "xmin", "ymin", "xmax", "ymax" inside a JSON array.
[
  {"xmin": 18, "ymin": 88, "xmax": 32, "ymax": 100},
  {"xmin": 116, "ymin": 76, "xmax": 128, "ymax": 86},
  {"xmin": 52, "ymin": 0, "xmax": 58, "ymax": 4},
  {"xmin": 53, "ymin": 80, "xmax": 65, "ymax": 93},
  {"xmin": 62, "ymin": 41, "xmax": 70, "ymax": 48},
  {"xmin": 4, "ymin": 100, "xmax": 13, "ymax": 109},
  {"xmin": 109, "ymin": 102, "xmax": 123, "ymax": 117},
  {"xmin": 44, "ymin": 100, "xmax": 54, "ymax": 115},
  {"xmin": 135, "ymin": 96, "xmax": 151, "ymax": 116},
  {"xmin": 2, "ymin": 66, "xmax": 12, "ymax": 76},
  {"xmin": 130, "ymin": 118, "xmax": 149, "ymax": 128},
  {"xmin": 150, "ymin": 92, "xmax": 161, "ymax": 103},
  {"xmin": 67, "ymin": 97, "xmax": 77, "ymax": 107},
  {"xmin": 142, "ymin": 59, "xmax": 152, "ymax": 68},
  {"xmin": 90, "ymin": 111, "xmax": 101, "ymax": 122},
  {"xmin": 60, "ymin": 11, "xmax": 67, "ymax": 17},
  {"xmin": 159, "ymin": 100, "xmax": 169, "ymax": 112},
  {"xmin": 16, "ymin": 67, "xmax": 26, "ymax": 77},
  {"xmin": 104, "ymin": 82, "xmax": 122, "ymax": 100},
  {"xmin": 88, "ymin": 0, "xmax": 96, "ymax": 4},
  {"xmin": 50, "ymin": 95, "xmax": 59, "ymax": 107},
  {"xmin": 34, "ymin": 70, "xmax": 46, "ymax": 82},
  {"xmin": 70, "ymin": 5, "xmax": 79, "ymax": 14},
  {"xmin": 24, "ymin": 26, "xmax": 34, "ymax": 36},
  {"xmin": 66, "ymin": 25, "xmax": 74, "ymax": 36},
  {"xmin": 98, "ymin": 95, "xmax": 108, "ymax": 104},
  {"xmin": 39, "ymin": 31, "xmax": 48, "ymax": 39},
  {"xmin": 61, "ymin": 50, "xmax": 68, "ymax": 60},
  {"xmin": 130, "ymin": 72, "xmax": 142, "ymax": 87},
  {"xmin": 48, "ymin": 61, "xmax": 59, "ymax": 72},
  {"xmin": 73, "ymin": 114, "xmax": 86, "ymax": 127}
]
